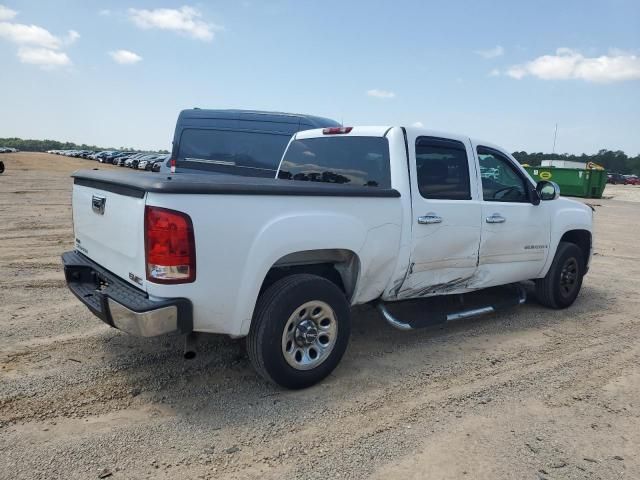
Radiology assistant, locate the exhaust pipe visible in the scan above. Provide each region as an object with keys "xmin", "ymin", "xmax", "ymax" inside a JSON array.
[{"xmin": 184, "ymin": 333, "xmax": 197, "ymax": 360}]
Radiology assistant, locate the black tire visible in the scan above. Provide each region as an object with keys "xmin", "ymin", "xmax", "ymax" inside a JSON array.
[
  {"xmin": 0, "ymin": 161, "xmax": 4, "ymax": 174},
  {"xmin": 535, "ymin": 241, "xmax": 585, "ymax": 309},
  {"xmin": 247, "ymin": 274, "xmax": 351, "ymax": 389}
]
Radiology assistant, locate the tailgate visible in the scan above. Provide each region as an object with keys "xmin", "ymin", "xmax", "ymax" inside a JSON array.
[{"xmin": 72, "ymin": 184, "xmax": 148, "ymax": 290}]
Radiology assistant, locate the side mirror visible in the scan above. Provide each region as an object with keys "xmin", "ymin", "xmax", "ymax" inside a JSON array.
[{"xmin": 536, "ymin": 180, "xmax": 560, "ymax": 201}]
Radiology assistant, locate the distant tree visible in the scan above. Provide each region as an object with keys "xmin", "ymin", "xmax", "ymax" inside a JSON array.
[{"xmin": 512, "ymin": 149, "xmax": 640, "ymax": 175}]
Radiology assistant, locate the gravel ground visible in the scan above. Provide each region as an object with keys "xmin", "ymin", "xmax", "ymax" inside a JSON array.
[
  {"xmin": 601, "ymin": 183, "xmax": 640, "ymax": 203},
  {"xmin": 1, "ymin": 152, "xmax": 639, "ymax": 479}
]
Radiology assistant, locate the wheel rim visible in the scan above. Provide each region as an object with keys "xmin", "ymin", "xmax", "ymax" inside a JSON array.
[
  {"xmin": 281, "ymin": 300, "xmax": 338, "ymax": 371},
  {"xmin": 559, "ymin": 257, "xmax": 579, "ymax": 297}
]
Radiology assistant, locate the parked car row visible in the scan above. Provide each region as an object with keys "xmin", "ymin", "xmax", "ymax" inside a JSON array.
[
  {"xmin": 47, "ymin": 149, "xmax": 170, "ymax": 173},
  {"xmin": 607, "ymin": 173, "xmax": 640, "ymax": 185},
  {"xmin": 117, "ymin": 152, "xmax": 170, "ymax": 172}
]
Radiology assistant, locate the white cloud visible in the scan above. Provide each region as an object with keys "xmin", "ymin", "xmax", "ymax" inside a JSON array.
[
  {"xmin": 412, "ymin": 121, "xmax": 424, "ymax": 127},
  {"xmin": 0, "ymin": 14, "xmax": 77, "ymax": 69},
  {"xmin": 109, "ymin": 49, "xmax": 142, "ymax": 65},
  {"xmin": 505, "ymin": 66, "xmax": 526, "ymax": 79},
  {"xmin": 0, "ymin": 21, "xmax": 78, "ymax": 48},
  {"xmin": 65, "ymin": 29, "xmax": 79, "ymax": 45},
  {"xmin": 489, "ymin": 68, "xmax": 500, "ymax": 77},
  {"xmin": 476, "ymin": 45, "xmax": 504, "ymax": 59},
  {"xmin": 99, "ymin": 9, "xmax": 111, "ymax": 16},
  {"xmin": 17, "ymin": 46, "xmax": 71, "ymax": 67},
  {"xmin": 0, "ymin": 4, "xmax": 17, "ymax": 21},
  {"xmin": 506, "ymin": 48, "xmax": 640, "ymax": 83},
  {"xmin": 128, "ymin": 6, "xmax": 219, "ymax": 41},
  {"xmin": 0, "ymin": 22, "xmax": 62, "ymax": 48},
  {"xmin": 367, "ymin": 89, "xmax": 396, "ymax": 99}
]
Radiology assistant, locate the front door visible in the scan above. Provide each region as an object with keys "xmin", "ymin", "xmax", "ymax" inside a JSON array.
[
  {"xmin": 396, "ymin": 131, "xmax": 482, "ymax": 299},
  {"xmin": 474, "ymin": 144, "xmax": 551, "ymax": 286}
]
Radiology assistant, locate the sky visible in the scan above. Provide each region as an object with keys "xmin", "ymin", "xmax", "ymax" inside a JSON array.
[{"xmin": 0, "ymin": 0, "xmax": 639, "ymax": 154}]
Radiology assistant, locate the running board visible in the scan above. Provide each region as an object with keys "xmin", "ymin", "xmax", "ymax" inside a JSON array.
[{"xmin": 378, "ymin": 284, "xmax": 527, "ymax": 331}]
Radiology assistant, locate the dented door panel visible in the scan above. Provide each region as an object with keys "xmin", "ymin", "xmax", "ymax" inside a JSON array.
[{"xmin": 395, "ymin": 130, "xmax": 483, "ymax": 299}]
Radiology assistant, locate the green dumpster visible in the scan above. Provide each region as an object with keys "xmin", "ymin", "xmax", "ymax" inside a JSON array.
[{"xmin": 524, "ymin": 166, "xmax": 608, "ymax": 199}]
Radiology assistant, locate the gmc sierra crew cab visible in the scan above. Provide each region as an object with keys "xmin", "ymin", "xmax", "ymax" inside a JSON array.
[{"xmin": 63, "ymin": 126, "xmax": 593, "ymax": 389}]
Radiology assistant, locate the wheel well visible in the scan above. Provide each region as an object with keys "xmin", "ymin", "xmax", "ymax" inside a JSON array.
[
  {"xmin": 560, "ymin": 230, "xmax": 591, "ymax": 266},
  {"xmin": 259, "ymin": 249, "xmax": 360, "ymax": 301}
]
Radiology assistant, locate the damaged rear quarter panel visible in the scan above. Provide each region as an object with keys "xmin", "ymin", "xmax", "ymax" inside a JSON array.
[{"xmin": 351, "ymin": 223, "xmax": 403, "ymax": 303}]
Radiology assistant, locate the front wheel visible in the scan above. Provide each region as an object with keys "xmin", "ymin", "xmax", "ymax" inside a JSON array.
[
  {"xmin": 535, "ymin": 241, "xmax": 585, "ymax": 309},
  {"xmin": 247, "ymin": 274, "xmax": 351, "ymax": 389}
]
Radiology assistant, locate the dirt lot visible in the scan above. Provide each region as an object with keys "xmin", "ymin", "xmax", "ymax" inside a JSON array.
[{"xmin": 1, "ymin": 152, "xmax": 639, "ymax": 480}]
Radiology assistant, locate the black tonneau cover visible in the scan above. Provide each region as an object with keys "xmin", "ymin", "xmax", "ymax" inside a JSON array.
[{"xmin": 72, "ymin": 170, "xmax": 401, "ymax": 199}]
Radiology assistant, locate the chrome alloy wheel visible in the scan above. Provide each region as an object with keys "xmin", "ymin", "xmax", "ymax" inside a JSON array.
[{"xmin": 281, "ymin": 300, "xmax": 338, "ymax": 370}]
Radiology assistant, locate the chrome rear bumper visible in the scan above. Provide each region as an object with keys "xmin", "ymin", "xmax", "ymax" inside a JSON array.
[{"xmin": 62, "ymin": 251, "xmax": 192, "ymax": 337}]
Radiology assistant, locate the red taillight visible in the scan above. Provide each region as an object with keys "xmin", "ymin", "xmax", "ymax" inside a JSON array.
[
  {"xmin": 322, "ymin": 127, "xmax": 353, "ymax": 135},
  {"xmin": 170, "ymin": 157, "xmax": 176, "ymax": 173},
  {"xmin": 145, "ymin": 206, "xmax": 195, "ymax": 284}
]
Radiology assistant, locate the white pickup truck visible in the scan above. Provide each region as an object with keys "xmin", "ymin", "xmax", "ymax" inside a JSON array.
[{"xmin": 63, "ymin": 126, "xmax": 593, "ymax": 388}]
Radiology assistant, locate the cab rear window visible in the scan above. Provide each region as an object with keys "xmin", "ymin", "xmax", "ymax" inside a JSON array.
[{"xmin": 278, "ymin": 137, "xmax": 391, "ymax": 188}]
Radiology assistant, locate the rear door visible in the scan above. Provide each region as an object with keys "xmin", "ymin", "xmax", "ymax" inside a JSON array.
[
  {"xmin": 396, "ymin": 130, "xmax": 482, "ymax": 299},
  {"xmin": 72, "ymin": 183, "xmax": 148, "ymax": 290}
]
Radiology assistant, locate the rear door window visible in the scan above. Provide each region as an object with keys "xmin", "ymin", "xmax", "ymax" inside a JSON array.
[
  {"xmin": 177, "ymin": 128, "xmax": 292, "ymax": 176},
  {"xmin": 278, "ymin": 137, "xmax": 391, "ymax": 188},
  {"xmin": 415, "ymin": 137, "xmax": 471, "ymax": 200}
]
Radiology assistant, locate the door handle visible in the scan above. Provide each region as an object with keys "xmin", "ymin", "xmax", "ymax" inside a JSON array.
[
  {"xmin": 418, "ymin": 214, "xmax": 443, "ymax": 225},
  {"xmin": 486, "ymin": 213, "xmax": 506, "ymax": 224}
]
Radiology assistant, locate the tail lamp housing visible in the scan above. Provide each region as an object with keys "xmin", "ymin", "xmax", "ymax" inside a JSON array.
[{"xmin": 145, "ymin": 206, "xmax": 196, "ymax": 284}]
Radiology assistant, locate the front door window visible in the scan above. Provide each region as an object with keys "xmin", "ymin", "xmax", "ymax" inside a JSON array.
[{"xmin": 477, "ymin": 147, "xmax": 528, "ymax": 202}]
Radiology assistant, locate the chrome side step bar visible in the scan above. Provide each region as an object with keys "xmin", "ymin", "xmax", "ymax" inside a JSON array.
[
  {"xmin": 378, "ymin": 305, "xmax": 413, "ymax": 331},
  {"xmin": 378, "ymin": 284, "xmax": 527, "ymax": 331}
]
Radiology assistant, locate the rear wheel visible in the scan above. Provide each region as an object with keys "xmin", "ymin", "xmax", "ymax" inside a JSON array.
[
  {"xmin": 0, "ymin": 161, "xmax": 4, "ymax": 174},
  {"xmin": 247, "ymin": 274, "xmax": 351, "ymax": 389},
  {"xmin": 535, "ymin": 241, "xmax": 584, "ymax": 309}
]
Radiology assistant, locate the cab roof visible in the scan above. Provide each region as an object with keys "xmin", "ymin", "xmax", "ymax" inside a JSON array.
[
  {"xmin": 295, "ymin": 126, "xmax": 393, "ymax": 139},
  {"xmin": 294, "ymin": 126, "xmax": 512, "ymax": 158}
]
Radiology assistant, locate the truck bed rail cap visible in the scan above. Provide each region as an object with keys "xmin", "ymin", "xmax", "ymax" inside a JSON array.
[{"xmin": 71, "ymin": 170, "xmax": 401, "ymax": 198}]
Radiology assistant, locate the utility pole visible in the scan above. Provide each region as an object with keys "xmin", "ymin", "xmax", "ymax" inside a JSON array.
[{"xmin": 552, "ymin": 123, "xmax": 558, "ymax": 155}]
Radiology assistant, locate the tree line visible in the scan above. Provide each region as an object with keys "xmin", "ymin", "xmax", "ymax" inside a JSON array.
[
  {"xmin": 512, "ymin": 150, "xmax": 640, "ymax": 175},
  {"xmin": 0, "ymin": 137, "xmax": 169, "ymax": 154}
]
